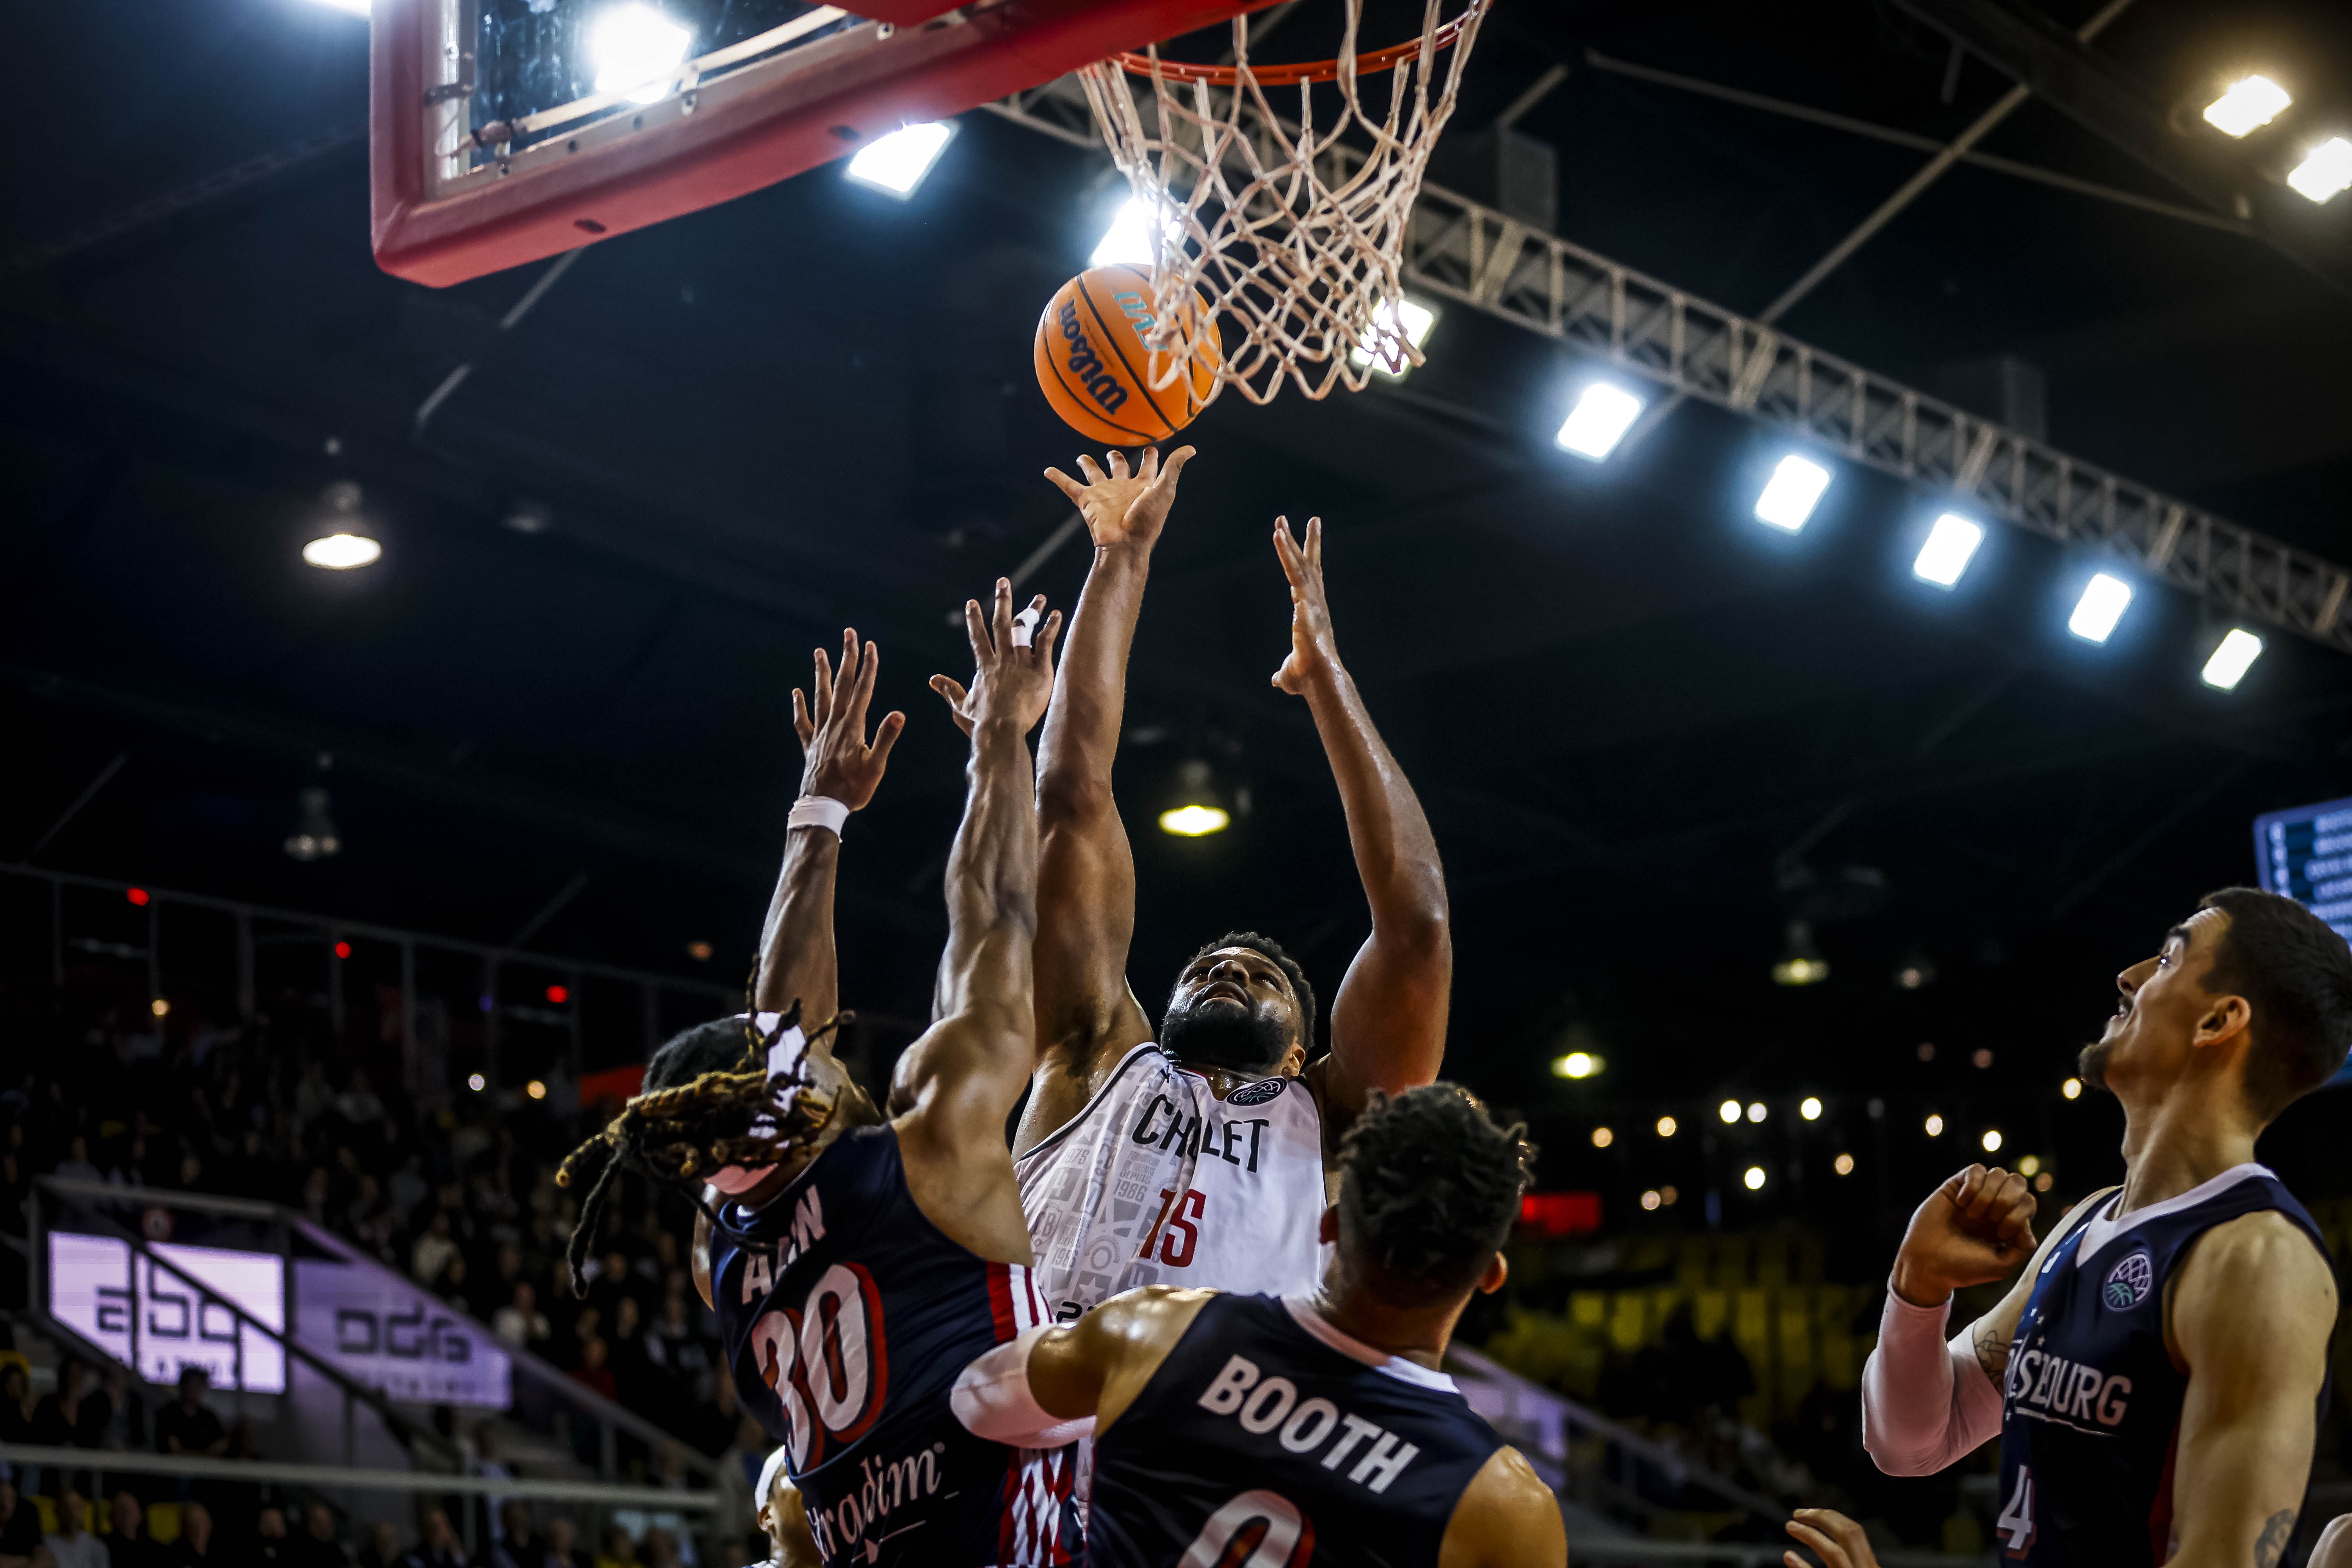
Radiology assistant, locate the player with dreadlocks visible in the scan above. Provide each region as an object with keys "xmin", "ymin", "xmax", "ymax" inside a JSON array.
[
  {"xmin": 558, "ymin": 583, "xmax": 1072, "ymax": 1568},
  {"xmin": 950, "ymin": 1084, "xmax": 1566, "ymax": 1568}
]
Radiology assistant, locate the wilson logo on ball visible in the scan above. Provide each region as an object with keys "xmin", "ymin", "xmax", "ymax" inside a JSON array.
[{"xmin": 1058, "ymin": 301, "xmax": 1131, "ymax": 416}]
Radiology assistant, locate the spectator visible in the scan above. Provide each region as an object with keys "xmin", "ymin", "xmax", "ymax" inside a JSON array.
[
  {"xmin": 638, "ymin": 1529, "xmax": 682, "ymax": 1568},
  {"xmin": 56, "ymin": 1136, "xmax": 104, "ymax": 1186},
  {"xmin": 43, "ymin": 1487, "xmax": 107, "ymax": 1568},
  {"xmin": 31, "ymin": 1357, "xmax": 92, "ymax": 1446},
  {"xmin": 0, "ymin": 1479, "xmax": 43, "ymax": 1568},
  {"xmin": 105, "ymin": 1490, "xmax": 161, "ymax": 1568},
  {"xmin": 256, "ymin": 1508, "xmax": 291, "ymax": 1564},
  {"xmin": 591, "ymin": 1526, "xmax": 637, "ymax": 1568},
  {"xmin": 544, "ymin": 1519, "xmax": 584, "ymax": 1568},
  {"xmin": 707, "ymin": 1417, "xmax": 763, "ymax": 1566},
  {"xmin": 491, "ymin": 1284, "xmax": 549, "ymax": 1354},
  {"xmin": 392, "ymin": 1510, "xmax": 465, "ymax": 1568},
  {"xmin": 468, "ymin": 1427, "xmax": 512, "ymax": 1548},
  {"xmin": 487, "ymin": 1502, "xmax": 545, "ymax": 1568},
  {"xmin": 411, "ymin": 1213, "xmax": 458, "ymax": 1289},
  {"xmin": 568, "ymin": 1339, "xmax": 615, "ymax": 1403},
  {"xmin": 289, "ymin": 1502, "xmax": 350, "ymax": 1568},
  {"xmin": 154, "ymin": 1369, "xmax": 227, "ymax": 1466},
  {"xmin": 0, "ymin": 1365, "xmax": 32, "ymax": 1447},
  {"xmin": 356, "ymin": 1522, "xmax": 402, "ymax": 1568},
  {"xmin": 165, "ymin": 1503, "xmax": 216, "ymax": 1564}
]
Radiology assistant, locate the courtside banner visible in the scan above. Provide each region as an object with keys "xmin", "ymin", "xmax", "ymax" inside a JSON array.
[{"xmin": 293, "ymin": 1258, "xmax": 511, "ymax": 1407}]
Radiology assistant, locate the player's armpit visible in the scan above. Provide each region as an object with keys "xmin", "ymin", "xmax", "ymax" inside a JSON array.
[
  {"xmin": 1437, "ymin": 1446, "xmax": 1564, "ymax": 1568},
  {"xmin": 2164, "ymin": 1210, "xmax": 2336, "ymax": 1568}
]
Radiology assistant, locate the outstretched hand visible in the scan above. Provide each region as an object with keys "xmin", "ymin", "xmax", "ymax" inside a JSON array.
[
  {"xmin": 794, "ymin": 629, "xmax": 904, "ymax": 810},
  {"xmin": 1891, "ymin": 1164, "xmax": 2040, "ymax": 1307},
  {"xmin": 1043, "ymin": 446, "xmax": 1196, "ymax": 551},
  {"xmin": 929, "ymin": 580, "xmax": 1063, "ymax": 737},
  {"xmin": 1271, "ymin": 515, "xmax": 1340, "ymax": 695},
  {"xmin": 1785, "ymin": 1508, "xmax": 1881, "ymax": 1568}
]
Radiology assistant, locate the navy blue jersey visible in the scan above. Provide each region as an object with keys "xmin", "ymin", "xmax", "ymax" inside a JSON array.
[
  {"xmin": 710, "ymin": 1124, "xmax": 1077, "ymax": 1568},
  {"xmin": 1993, "ymin": 1163, "xmax": 2329, "ymax": 1564},
  {"xmin": 1085, "ymin": 1293, "xmax": 1505, "ymax": 1568}
]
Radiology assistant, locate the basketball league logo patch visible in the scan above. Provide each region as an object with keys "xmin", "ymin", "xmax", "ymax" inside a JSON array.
[
  {"xmin": 1226, "ymin": 1078, "xmax": 1287, "ymax": 1108},
  {"xmin": 2102, "ymin": 1251, "xmax": 2154, "ymax": 1310}
]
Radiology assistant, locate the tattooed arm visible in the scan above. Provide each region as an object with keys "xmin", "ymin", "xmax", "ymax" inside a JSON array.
[{"xmin": 2164, "ymin": 1210, "xmax": 2335, "ymax": 1568}]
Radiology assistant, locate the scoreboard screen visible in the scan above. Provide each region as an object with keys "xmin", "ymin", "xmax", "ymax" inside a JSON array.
[{"xmin": 2254, "ymin": 794, "xmax": 2352, "ymax": 1087}]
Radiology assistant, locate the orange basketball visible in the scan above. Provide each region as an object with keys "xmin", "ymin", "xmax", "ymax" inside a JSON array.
[{"xmin": 1033, "ymin": 265, "xmax": 1222, "ymax": 445}]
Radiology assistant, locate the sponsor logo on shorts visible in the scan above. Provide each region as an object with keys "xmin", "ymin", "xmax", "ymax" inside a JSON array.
[
  {"xmin": 1058, "ymin": 300, "xmax": 1130, "ymax": 416},
  {"xmin": 2102, "ymin": 1251, "xmax": 2152, "ymax": 1310}
]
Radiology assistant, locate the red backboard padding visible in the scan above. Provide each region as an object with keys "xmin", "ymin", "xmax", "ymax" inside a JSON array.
[
  {"xmin": 371, "ymin": 0, "xmax": 1272, "ymax": 286},
  {"xmin": 849, "ymin": 1, "xmax": 966, "ymax": 22}
]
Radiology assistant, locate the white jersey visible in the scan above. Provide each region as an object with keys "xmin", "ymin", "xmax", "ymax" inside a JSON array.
[{"xmin": 1015, "ymin": 1042, "xmax": 1328, "ymax": 1323}]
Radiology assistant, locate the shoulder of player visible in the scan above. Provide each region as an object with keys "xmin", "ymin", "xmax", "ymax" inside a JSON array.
[
  {"xmin": 1083, "ymin": 1285, "xmax": 1217, "ymax": 1353},
  {"xmin": 2173, "ymin": 1207, "xmax": 2335, "ymax": 1314},
  {"xmin": 1439, "ymin": 1446, "xmax": 1564, "ymax": 1568}
]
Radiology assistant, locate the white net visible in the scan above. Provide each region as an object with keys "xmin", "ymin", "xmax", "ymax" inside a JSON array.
[{"xmin": 1076, "ymin": 0, "xmax": 1493, "ymax": 406}]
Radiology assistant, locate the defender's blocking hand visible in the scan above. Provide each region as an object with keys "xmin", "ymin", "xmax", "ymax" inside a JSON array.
[
  {"xmin": 930, "ymin": 581, "xmax": 1062, "ymax": 737},
  {"xmin": 1271, "ymin": 515, "xmax": 1340, "ymax": 696},
  {"xmin": 794, "ymin": 628, "xmax": 904, "ymax": 810},
  {"xmin": 1890, "ymin": 1163, "xmax": 2040, "ymax": 1307},
  {"xmin": 1043, "ymin": 446, "xmax": 1196, "ymax": 551}
]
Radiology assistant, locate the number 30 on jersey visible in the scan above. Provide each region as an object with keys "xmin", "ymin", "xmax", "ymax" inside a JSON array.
[{"xmin": 748, "ymin": 1262, "xmax": 889, "ymax": 1470}]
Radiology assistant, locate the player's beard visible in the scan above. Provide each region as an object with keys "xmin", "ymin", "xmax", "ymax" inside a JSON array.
[
  {"xmin": 2076, "ymin": 1036, "xmax": 2114, "ymax": 1092},
  {"xmin": 1160, "ymin": 998, "xmax": 1292, "ymax": 1075}
]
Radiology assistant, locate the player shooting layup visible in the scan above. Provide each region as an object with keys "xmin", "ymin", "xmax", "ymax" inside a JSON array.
[
  {"xmin": 1002, "ymin": 447, "xmax": 1452, "ymax": 1323},
  {"xmin": 558, "ymin": 588, "xmax": 1076, "ymax": 1568},
  {"xmin": 1859, "ymin": 888, "xmax": 2350, "ymax": 1565},
  {"xmin": 952, "ymin": 1085, "xmax": 1566, "ymax": 1568}
]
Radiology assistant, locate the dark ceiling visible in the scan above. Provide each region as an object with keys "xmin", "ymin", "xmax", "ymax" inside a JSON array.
[{"xmin": 6, "ymin": 0, "xmax": 2350, "ymax": 1207}]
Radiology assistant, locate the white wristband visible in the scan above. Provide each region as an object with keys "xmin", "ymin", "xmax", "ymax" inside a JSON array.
[{"xmin": 788, "ymin": 796, "xmax": 850, "ymax": 837}]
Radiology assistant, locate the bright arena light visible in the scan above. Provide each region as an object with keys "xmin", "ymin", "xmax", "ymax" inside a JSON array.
[
  {"xmin": 1091, "ymin": 196, "xmax": 1178, "ymax": 268},
  {"xmin": 592, "ymin": 5, "xmax": 693, "ymax": 105},
  {"xmin": 1655, "ymin": 1115, "xmax": 1678, "ymax": 1138},
  {"xmin": 2062, "ymin": 1077, "xmax": 2083, "ymax": 1100},
  {"xmin": 1555, "ymin": 383, "xmax": 1644, "ymax": 461},
  {"xmin": 1552, "ymin": 1051, "xmax": 1604, "ymax": 1079},
  {"xmin": 1800, "ymin": 1096, "xmax": 1823, "ymax": 1121},
  {"xmin": 1981, "ymin": 1128, "xmax": 2003, "ymax": 1152},
  {"xmin": 2068, "ymin": 573, "xmax": 2132, "ymax": 642},
  {"xmin": 1754, "ymin": 454, "xmax": 1831, "ymax": 531},
  {"xmin": 1718, "ymin": 1099, "xmax": 1742, "ymax": 1125},
  {"xmin": 1641, "ymin": 1189, "xmax": 1662, "ymax": 1210},
  {"xmin": 844, "ymin": 122, "xmax": 955, "ymax": 198},
  {"xmin": 1746, "ymin": 1101, "xmax": 1766, "ymax": 1123},
  {"xmin": 526, "ymin": 1080, "xmax": 548, "ymax": 1101},
  {"xmin": 2201, "ymin": 628, "xmax": 2264, "ymax": 690},
  {"xmin": 1914, "ymin": 514, "xmax": 1984, "ymax": 587},
  {"xmin": 2018, "ymin": 1154, "xmax": 2042, "ymax": 1176},
  {"xmin": 303, "ymin": 534, "xmax": 381, "ymax": 570},
  {"xmin": 468, "ymin": 1073, "xmax": 488, "ymax": 1093},
  {"xmin": 1742, "ymin": 1165, "xmax": 1767, "ymax": 1191},
  {"xmin": 2287, "ymin": 137, "xmax": 2352, "ymax": 203},
  {"xmin": 1591, "ymin": 1126, "xmax": 1614, "ymax": 1149},
  {"xmin": 1350, "ymin": 296, "xmax": 1439, "ymax": 376},
  {"xmin": 303, "ymin": 0, "xmax": 370, "ymax": 14},
  {"xmin": 1924, "ymin": 1112, "xmax": 1945, "ymax": 1137},
  {"xmin": 1833, "ymin": 1152, "xmax": 1855, "ymax": 1176},
  {"xmin": 1158, "ymin": 804, "xmax": 1231, "ymax": 837},
  {"xmin": 2202, "ymin": 75, "xmax": 2290, "ymax": 138},
  {"xmin": 150, "ymin": 999, "xmax": 171, "ymax": 1018}
]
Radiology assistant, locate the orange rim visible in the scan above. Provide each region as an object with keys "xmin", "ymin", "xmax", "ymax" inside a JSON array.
[{"xmin": 1111, "ymin": 15, "xmax": 1475, "ymax": 88}]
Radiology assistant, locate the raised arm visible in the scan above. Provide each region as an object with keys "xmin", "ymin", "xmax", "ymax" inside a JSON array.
[
  {"xmin": 751, "ymin": 630, "xmax": 905, "ymax": 1020},
  {"xmin": 1021, "ymin": 447, "xmax": 1194, "ymax": 1145},
  {"xmin": 2165, "ymin": 1211, "xmax": 2336, "ymax": 1568},
  {"xmin": 889, "ymin": 581, "xmax": 1062, "ymax": 1261},
  {"xmin": 1270, "ymin": 517, "xmax": 1450, "ymax": 1127}
]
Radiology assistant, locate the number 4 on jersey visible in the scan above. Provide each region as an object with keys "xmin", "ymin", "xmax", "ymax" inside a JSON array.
[{"xmin": 1996, "ymin": 1466, "xmax": 2035, "ymax": 1557}]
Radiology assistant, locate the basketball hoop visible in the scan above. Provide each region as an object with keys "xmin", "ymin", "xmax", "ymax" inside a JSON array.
[{"xmin": 1077, "ymin": 0, "xmax": 1493, "ymax": 405}]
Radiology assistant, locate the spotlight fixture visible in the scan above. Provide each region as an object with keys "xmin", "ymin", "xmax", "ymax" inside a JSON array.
[
  {"xmin": 284, "ymin": 787, "xmax": 342, "ymax": 862},
  {"xmin": 1554, "ymin": 383, "xmax": 1644, "ymax": 460},
  {"xmin": 1590, "ymin": 1126, "xmax": 1614, "ymax": 1149},
  {"xmin": 303, "ymin": 482, "xmax": 382, "ymax": 571},
  {"xmin": 1091, "ymin": 196, "xmax": 1179, "ymax": 268},
  {"xmin": 1771, "ymin": 920, "xmax": 1829, "ymax": 986},
  {"xmin": 1742, "ymin": 1165, "xmax": 1767, "ymax": 1192},
  {"xmin": 526, "ymin": 1080, "xmax": 548, "ymax": 1101},
  {"xmin": 2067, "ymin": 573, "xmax": 2132, "ymax": 642},
  {"xmin": 1158, "ymin": 759, "xmax": 1232, "ymax": 838},
  {"xmin": 1799, "ymin": 1096, "xmax": 1822, "ymax": 1121},
  {"xmin": 1981, "ymin": 1128, "xmax": 2003, "ymax": 1152},
  {"xmin": 2201, "ymin": 628, "xmax": 2263, "ymax": 690},
  {"xmin": 2287, "ymin": 137, "xmax": 2352, "ymax": 203},
  {"xmin": 150, "ymin": 998, "xmax": 170, "ymax": 1018},
  {"xmin": 593, "ymin": 5, "xmax": 693, "ymax": 103},
  {"xmin": 468, "ymin": 1073, "xmax": 488, "ymax": 1092},
  {"xmin": 1913, "ymin": 514, "xmax": 1983, "ymax": 587},
  {"xmin": 302, "ymin": 0, "xmax": 369, "ymax": 15},
  {"xmin": 1655, "ymin": 1115, "xmax": 1678, "ymax": 1138},
  {"xmin": 1350, "ymin": 296, "xmax": 1439, "ymax": 377},
  {"xmin": 1718, "ymin": 1099, "xmax": 1742, "ymax": 1125},
  {"xmin": 2018, "ymin": 1154, "xmax": 2042, "ymax": 1176},
  {"xmin": 2202, "ymin": 75, "xmax": 2290, "ymax": 138},
  {"xmin": 1552, "ymin": 1051, "xmax": 1604, "ymax": 1080},
  {"xmin": 1833, "ymin": 1152, "xmax": 1855, "ymax": 1176},
  {"xmin": 1754, "ymin": 454, "xmax": 1831, "ymax": 532},
  {"xmin": 1746, "ymin": 1101, "xmax": 1766, "ymax": 1124},
  {"xmin": 1924, "ymin": 1112, "xmax": 1945, "ymax": 1137},
  {"xmin": 1641, "ymin": 1189, "xmax": 1662, "ymax": 1211},
  {"xmin": 844, "ymin": 122, "xmax": 956, "ymax": 198},
  {"xmin": 2062, "ymin": 1077, "xmax": 2083, "ymax": 1100}
]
